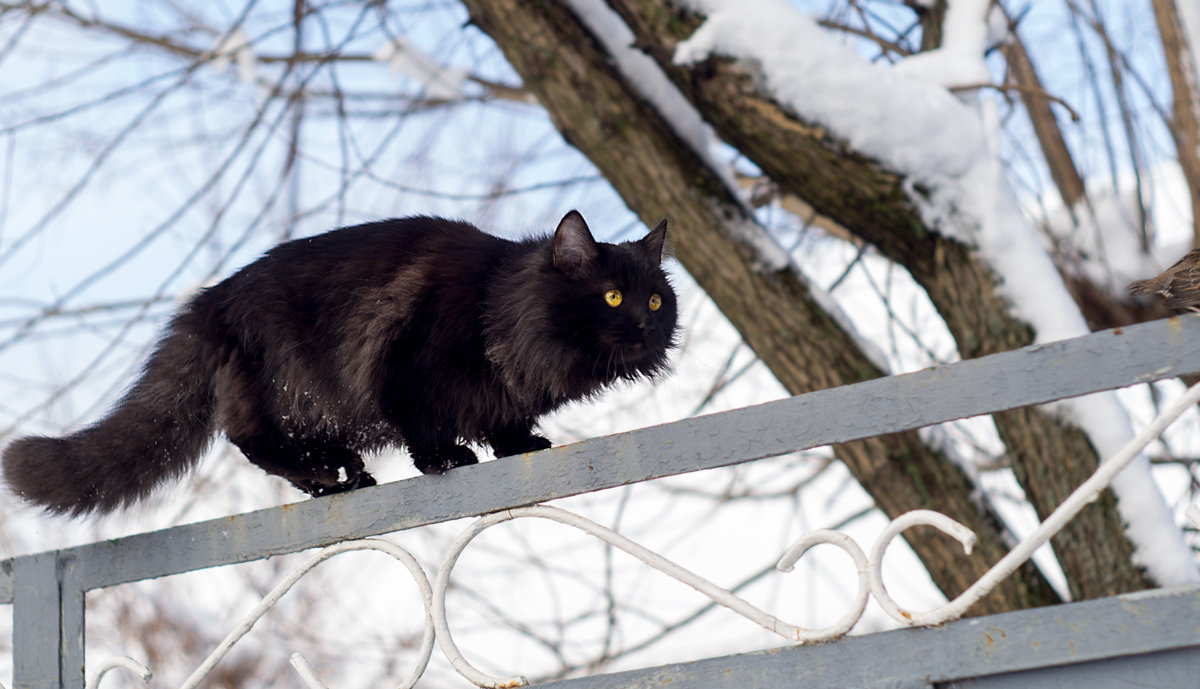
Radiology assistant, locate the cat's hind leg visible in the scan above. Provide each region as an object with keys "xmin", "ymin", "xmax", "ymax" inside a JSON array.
[
  {"xmin": 215, "ymin": 360, "xmax": 375, "ymax": 496},
  {"xmin": 229, "ymin": 430, "xmax": 376, "ymax": 497}
]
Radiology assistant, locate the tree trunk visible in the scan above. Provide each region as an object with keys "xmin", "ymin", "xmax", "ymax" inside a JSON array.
[{"xmin": 461, "ymin": 0, "xmax": 1061, "ymax": 615}]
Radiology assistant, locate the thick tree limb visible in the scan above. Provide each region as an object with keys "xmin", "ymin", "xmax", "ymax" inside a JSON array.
[{"xmin": 461, "ymin": 0, "xmax": 1060, "ymax": 614}]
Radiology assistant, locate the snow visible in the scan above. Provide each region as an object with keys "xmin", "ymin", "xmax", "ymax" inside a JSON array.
[
  {"xmin": 674, "ymin": 0, "xmax": 987, "ymax": 242},
  {"xmin": 1062, "ymin": 390, "xmax": 1200, "ymax": 585},
  {"xmin": 720, "ymin": 207, "xmax": 796, "ymax": 272},
  {"xmin": 972, "ymin": 99, "xmax": 1090, "ymax": 345},
  {"xmin": 892, "ymin": 0, "xmax": 996, "ymax": 89},
  {"xmin": 1041, "ymin": 162, "xmax": 1195, "ymax": 290},
  {"xmin": 562, "ymin": 0, "xmax": 796, "ymax": 273},
  {"xmin": 673, "ymin": 0, "xmax": 1199, "ymax": 584},
  {"xmin": 560, "ymin": 0, "xmax": 736, "ymax": 198}
]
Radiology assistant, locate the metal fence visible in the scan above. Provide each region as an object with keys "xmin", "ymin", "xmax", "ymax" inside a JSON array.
[{"xmin": 3, "ymin": 316, "xmax": 1200, "ymax": 689}]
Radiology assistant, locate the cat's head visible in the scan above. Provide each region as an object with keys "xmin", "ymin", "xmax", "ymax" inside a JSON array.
[
  {"xmin": 547, "ymin": 210, "xmax": 678, "ymax": 383},
  {"xmin": 485, "ymin": 211, "xmax": 679, "ymax": 402}
]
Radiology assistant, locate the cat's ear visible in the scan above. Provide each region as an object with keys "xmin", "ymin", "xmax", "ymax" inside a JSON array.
[
  {"xmin": 553, "ymin": 210, "xmax": 599, "ymax": 274},
  {"xmin": 640, "ymin": 218, "xmax": 669, "ymax": 265}
]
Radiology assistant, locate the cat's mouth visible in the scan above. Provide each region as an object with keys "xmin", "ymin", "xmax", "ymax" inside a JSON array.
[
  {"xmin": 622, "ymin": 343, "xmax": 651, "ymax": 361},
  {"xmin": 597, "ymin": 337, "xmax": 669, "ymax": 375},
  {"xmin": 601, "ymin": 334, "xmax": 647, "ymax": 354}
]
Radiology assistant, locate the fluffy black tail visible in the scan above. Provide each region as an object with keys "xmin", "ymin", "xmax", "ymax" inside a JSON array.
[{"xmin": 3, "ymin": 312, "xmax": 217, "ymax": 515}]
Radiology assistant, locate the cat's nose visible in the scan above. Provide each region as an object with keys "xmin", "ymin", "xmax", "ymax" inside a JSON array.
[{"xmin": 637, "ymin": 318, "xmax": 656, "ymax": 335}]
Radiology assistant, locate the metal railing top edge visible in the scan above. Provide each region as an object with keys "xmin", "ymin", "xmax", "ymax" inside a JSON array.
[{"xmin": 1, "ymin": 315, "xmax": 1198, "ymax": 600}]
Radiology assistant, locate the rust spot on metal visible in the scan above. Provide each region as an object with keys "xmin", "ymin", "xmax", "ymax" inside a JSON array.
[{"xmin": 1053, "ymin": 615, "xmax": 1082, "ymax": 632}]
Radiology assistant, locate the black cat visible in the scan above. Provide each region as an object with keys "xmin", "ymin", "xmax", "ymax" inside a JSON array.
[{"xmin": 3, "ymin": 211, "xmax": 678, "ymax": 515}]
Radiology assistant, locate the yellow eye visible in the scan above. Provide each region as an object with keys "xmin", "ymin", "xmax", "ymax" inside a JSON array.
[
  {"xmin": 604, "ymin": 289, "xmax": 623, "ymax": 307},
  {"xmin": 649, "ymin": 293, "xmax": 663, "ymax": 311}
]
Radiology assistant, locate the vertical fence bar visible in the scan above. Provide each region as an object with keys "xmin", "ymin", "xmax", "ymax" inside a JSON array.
[
  {"xmin": 11, "ymin": 552, "xmax": 84, "ymax": 689},
  {"xmin": 60, "ymin": 560, "xmax": 85, "ymax": 689}
]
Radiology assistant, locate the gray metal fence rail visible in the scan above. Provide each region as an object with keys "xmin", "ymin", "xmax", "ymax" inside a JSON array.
[
  {"xmin": 4, "ymin": 316, "xmax": 1200, "ymax": 688},
  {"xmin": 538, "ymin": 583, "xmax": 1200, "ymax": 689}
]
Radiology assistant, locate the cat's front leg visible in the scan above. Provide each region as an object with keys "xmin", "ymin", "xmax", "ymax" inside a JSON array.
[
  {"xmin": 404, "ymin": 427, "xmax": 479, "ymax": 474},
  {"xmin": 410, "ymin": 444, "xmax": 478, "ymax": 474},
  {"xmin": 381, "ymin": 367, "xmax": 479, "ymax": 474},
  {"xmin": 488, "ymin": 423, "xmax": 552, "ymax": 458}
]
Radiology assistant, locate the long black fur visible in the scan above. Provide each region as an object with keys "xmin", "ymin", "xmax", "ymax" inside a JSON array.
[{"xmin": 3, "ymin": 211, "xmax": 677, "ymax": 515}]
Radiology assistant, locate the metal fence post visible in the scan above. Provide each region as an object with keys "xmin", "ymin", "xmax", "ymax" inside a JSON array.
[{"xmin": 12, "ymin": 552, "xmax": 84, "ymax": 689}]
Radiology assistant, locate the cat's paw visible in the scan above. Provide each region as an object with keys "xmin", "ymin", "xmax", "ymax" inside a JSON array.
[
  {"xmin": 352, "ymin": 472, "xmax": 377, "ymax": 489},
  {"xmin": 525, "ymin": 435, "xmax": 552, "ymax": 452},
  {"xmin": 415, "ymin": 445, "xmax": 479, "ymax": 474},
  {"xmin": 301, "ymin": 471, "xmax": 377, "ymax": 497},
  {"xmin": 492, "ymin": 434, "xmax": 551, "ymax": 457}
]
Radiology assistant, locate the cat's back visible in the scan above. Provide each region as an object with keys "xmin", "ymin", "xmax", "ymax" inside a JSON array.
[
  {"xmin": 203, "ymin": 216, "xmax": 501, "ymax": 306},
  {"xmin": 185, "ymin": 216, "xmax": 516, "ymax": 429},
  {"xmin": 188, "ymin": 215, "xmax": 515, "ymax": 355},
  {"xmin": 261, "ymin": 215, "xmax": 498, "ymax": 283}
]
